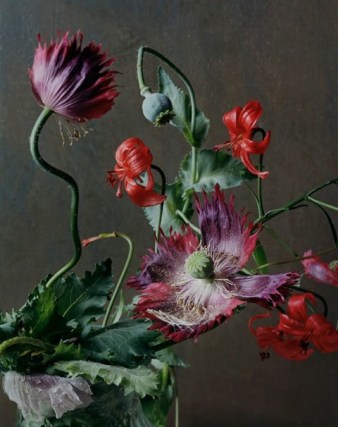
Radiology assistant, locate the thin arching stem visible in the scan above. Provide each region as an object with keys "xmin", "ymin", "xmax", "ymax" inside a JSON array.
[
  {"xmin": 29, "ymin": 108, "xmax": 82, "ymax": 288},
  {"xmin": 151, "ymin": 164, "xmax": 166, "ymax": 253}
]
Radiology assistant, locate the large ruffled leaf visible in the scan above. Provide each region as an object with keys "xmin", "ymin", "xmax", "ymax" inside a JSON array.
[
  {"xmin": 158, "ymin": 67, "xmax": 209, "ymax": 147},
  {"xmin": 19, "ymin": 259, "xmax": 114, "ymax": 340},
  {"xmin": 82, "ymin": 320, "xmax": 159, "ymax": 368},
  {"xmin": 143, "ymin": 182, "xmax": 193, "ymax": 235},
  {"xmin": 50, "ymin": 360, "xmax": 159, "ymax": 398},
  {"xmin": 179, "ymin": 149, "xmax": 255, "ymax": 192}
]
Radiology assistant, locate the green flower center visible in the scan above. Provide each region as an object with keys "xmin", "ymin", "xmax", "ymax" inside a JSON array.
[{"xmin": 185, "ymin": 250, "xmax": 214, "ymax": 279}]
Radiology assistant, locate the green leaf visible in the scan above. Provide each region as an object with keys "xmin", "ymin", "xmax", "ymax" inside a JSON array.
[
  {"xmin": 252, "ymin": 240, "xmax": 268, "ymax": 274},
  {"xmin": 82, "ymin": 320, "xmax": 159, "ymax": 368},
  {"xmin": 143, "ymin": 181, "xmax": 193, "ymax": 235},
  {"xmin": 54, "ymin": 259, "xmax": 113, "ymax": 332},
  {"xmin": 158, "ymin": 67, "xmax": 210, "ymax": 147},
  {"xmin": 20, "ymin": 259, "xmax": 114, "ymax": 340},
  {"xmin": 42, "ymin": 341, "xmax": 84, "ymax": 365},
  {"xmin": 50, "ymin": 360, "xmax": 159, "ymax": 398},
  {"xmin": 179, "ymin": 149, "xmax": 255, "ymax": 193}
]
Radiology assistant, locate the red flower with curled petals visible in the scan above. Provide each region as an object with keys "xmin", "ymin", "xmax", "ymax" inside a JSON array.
[
  {"xmin": 215, "ymin": 101, "xmax": 270, "ymax": 178},
  {"xmin": 29, "ymin": 31, "xmax": 118, "ymax": 122},
  {"xmin": 301, "ymin": 250, "xmax": 338, "ymax": 286},
  {"xmin": 107, "ymin": 138, "xmax": 166, "ymax": 207},
  {"xmin": 250, "ymin": 293, "xmax": 338, "ymax": 360}
]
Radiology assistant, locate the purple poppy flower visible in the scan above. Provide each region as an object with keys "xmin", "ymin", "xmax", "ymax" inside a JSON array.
[
  {"xmin": 130, "ymin": 186, "xmax": 299, "ymax": 342},
  {"xmin": 29, "ymin": 31, "xmax": 118, "ymax": 122}
]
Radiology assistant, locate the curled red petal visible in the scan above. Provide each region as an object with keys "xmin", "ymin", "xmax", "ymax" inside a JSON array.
[
  {"xmin": 286, "ymin": 292, "xmax": 316, "ymax": 322},
  {"xmin": 241, "ymin": 131, "xmax": 271, "ymax": 154},
  {"xmin": 223, "ymin": 106, "xmax": 243, "ymax": 135},
  {"xmin": 240, "ymin": 150, "xmax": 269, "ymax": 178},
  {"xmin": 239, "ymin": 101, "xmax": 262, "ymax": 133},
  {"xmin": 125, "ymin": 177, "xmax": 166, "ymax": 207}
]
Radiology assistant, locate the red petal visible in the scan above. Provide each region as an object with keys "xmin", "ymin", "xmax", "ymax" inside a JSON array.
[
  {"xmin": 241, "ymin": 131, "xmax": 271, "ymax": 154},
  {"xmin": 240, "ymin": 150, "xmax": 269, "ymax": 178},
  {"xmin": 286, "ymin": 293, "xmax": 316, "ymax": 322},
  {"xmin": 125, "ymin": 177, "xmax": 166, "ymax": 207},
  {"xmin": 223, "ymin": 106, "xmax": 242, "ymax": 134},
  {"xmin": 239, "ymin": 101, "xmax": 262, "ymax": 133}
]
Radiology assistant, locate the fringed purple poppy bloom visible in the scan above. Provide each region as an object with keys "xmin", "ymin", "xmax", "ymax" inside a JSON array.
[
  {"xmin": 130, "ymin": 186, "xmax": 299, "ymax": 342},
  {"xmin": 29, "ymin": 31, "xmax": 118, "ymax": 122}
]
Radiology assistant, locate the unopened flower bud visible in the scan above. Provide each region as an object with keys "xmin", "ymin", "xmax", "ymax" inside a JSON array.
[{"xmin": 142, "ymin": 93, "xmax": 175, "ymax": 127}]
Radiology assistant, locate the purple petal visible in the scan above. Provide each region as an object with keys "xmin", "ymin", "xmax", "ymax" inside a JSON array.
[
  {"xmin": 128, "ymin": 228, "xmax": 199, "ymax": 289},
  {"xmin": 29, "ymin": 31, "xmax": 118, "ymax": 122},
  {"xmin": 196, "ymin": 186, "xmax": 258, "ymax": 275},
  {"xmin": 230, "ymin": 272, "xmax": 300, "ymax": 302}
]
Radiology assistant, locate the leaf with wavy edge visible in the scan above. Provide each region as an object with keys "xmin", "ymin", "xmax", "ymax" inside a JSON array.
[{"xmin": 50, "ymin": 360, "xmax": 159, "ymax": 398}]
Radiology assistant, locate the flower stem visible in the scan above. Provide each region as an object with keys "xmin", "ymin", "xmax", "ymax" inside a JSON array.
[
  {"xmin": 137, "ymin": 46, "xmax": 197, "ymax": 138},
  {"xmin": 151, "ymin": 165, "xmax": 166, "ymax": 252},
  {"xmin": 101, "ymin": 232, "xmax": 134, "ymax": 327},
  {"xmin": 254, "ymin": 178, "xmax": 338, "ymax": 227},
  {"xmin": 251, "ymin": 246, "xmax": 337, "ymax": 274},
  {"xmin": 29, "ymin": 108, "xmax": 81, "ymax": 288},
  {"xmin": 307, "ymin": 196, "xmax": 338, "ymax": 212},
  {"xmin": 257, "ymin": 154, "xmax": 265, "ymax": 217},
  {"xmin": 137, "ymin": 46, "xmax": 199, "ymax": 215},
  {"xmin": 175, "ymin": 210, "xmax": 201, "ymax": 235}
]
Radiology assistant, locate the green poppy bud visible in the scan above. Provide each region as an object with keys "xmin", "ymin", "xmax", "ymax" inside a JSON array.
[
  {"xmin": 142, "ymin": 93, "xmax": 175, "ymax": 127},
  {"xmin": 185, "ymin": 250, "xmax": 214, "ymax": 279}
]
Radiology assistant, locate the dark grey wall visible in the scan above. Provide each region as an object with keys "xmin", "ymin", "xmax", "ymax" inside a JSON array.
[{"xmin": 1, "ymin": 1, "xmax": 337, "ymax": 426}]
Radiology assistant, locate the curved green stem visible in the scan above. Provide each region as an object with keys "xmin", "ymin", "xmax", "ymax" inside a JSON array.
[
  {"xmin": 251, "ymin": 246, "xmax": 337, "ymax": 274},
  {"xmin": 307, "ymin": 196, "xmax": 338, "ymax": 212},
  {"xmin": 29, "ymin": 108, "xmax": 82, "ymax": 288},
  {"xmin": 254, "ymin": 178, "xmax": 338, "ymax": 227},
  {"xmin": 175, "ymin": 209, "xmax": 201, "ymax": 235},
  {"xmin": 257, "ymin": 155, "xmax": 265, "ymax": 217},
  {"xmin": 151, "ymin": 164, "xmax": 166, "ymax": 252},
  {"xmin": 137, "ymin": 46, "xmax": 199, "ymax": 215},
  {"xmin": 101, "ymin": 232, "xmax": 134, "ymax": 327},
  {"xmin": 137, "ymin": 46, "xmax": 197, "ymax": 137}
]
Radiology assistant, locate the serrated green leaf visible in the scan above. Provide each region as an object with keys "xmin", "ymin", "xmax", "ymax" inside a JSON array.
[
  {"xmin": 42, "ymin": 341, "xmax": 84, "ymax": 365},
  {"xmin": 179, "ymin": 149, "xmax": 255, "ymax": 193},
  {"xmin": 143, "ymin": 182, "xmax": 193, "ymax": 235},
  {"xmin": 55, "ymin": 259, "xmax": 113, "ymax": 332},
  {"xmin": 19, "ymin": 259, "xmax": 114, "ymax": 340},
  {"xmin": 82, "ymin": 320, "xmax": 159, "ymax": 368},
  {"xmin": 158, "ymin": 67, "xmax": 209, "ymax": 147},
  {"xmin": 50, "ymin": 360, "xmax": 159, "ymax": 398}
]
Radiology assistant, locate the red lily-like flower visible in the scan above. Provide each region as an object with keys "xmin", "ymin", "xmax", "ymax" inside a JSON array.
[
  {"xmin": 215, "ymin": 101, "xmax": 270, "ymax": 178},
  {"xmin": 250, "ymin": 293, "xmax": 338, "ymax": 360},
  {"xmin": 107, "ymin": 137, "xmax": 166, "ymax": 207},
  {"xmin": 29, "ymin": 31, "xmax": 118, "ymax": 122},
  {"xmin": 302, "ymin": 250, "xmax": 338, "ymax": 286}
]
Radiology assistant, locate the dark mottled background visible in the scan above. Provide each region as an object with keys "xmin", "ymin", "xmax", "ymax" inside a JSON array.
[{"xmin": 1, "ymin": 1, "xmax": 337, "ymax": 426}]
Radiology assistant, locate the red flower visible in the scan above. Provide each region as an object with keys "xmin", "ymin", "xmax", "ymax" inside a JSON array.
[
  {"xmin": 29, "ymin": 31, "xmax": 118, "ymax": 122},
  {"xmin": 302, "ymin": 250, "xmax": 338, "ymax": 286},
  {"xmin": 215, "ymin": 101, "xmax": 270, "ymax": 178},
  {"xmin": 250, "ymin": 293, "xmax": 338, "ymax": 360},
  {"xmin": 107, "ymin": 138, "xmax": 166, "ymax": 207}
]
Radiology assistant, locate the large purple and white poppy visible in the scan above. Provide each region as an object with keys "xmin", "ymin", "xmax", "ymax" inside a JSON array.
[
  {"xmin": 29, "ymin": 31, "xmax": 118, "ymax": 122},
  {"xmin": 130, "ymin": 187, "xmax": 299, "ymax": 342}
]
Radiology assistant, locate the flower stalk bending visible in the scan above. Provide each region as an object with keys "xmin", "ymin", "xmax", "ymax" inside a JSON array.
[{"xmin": 29, "ymin": 107, "xmax": 82, "ymax": 289}]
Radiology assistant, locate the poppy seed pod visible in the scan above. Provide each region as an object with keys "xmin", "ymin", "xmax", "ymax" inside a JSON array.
[{"xmin": 142, "ymin": 92, "xmax": 175, "ymax": 126}]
